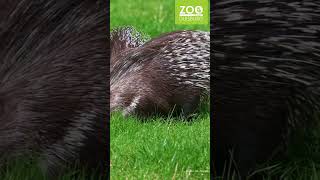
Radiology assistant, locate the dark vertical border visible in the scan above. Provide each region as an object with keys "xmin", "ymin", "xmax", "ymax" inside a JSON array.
[
  {"xmin": 106, "ymin": 0, "xmax": 111, "ymax": 179},
  {"xmin": 210, "ymin": 0, "xmax": 215, "ymax": 179}
]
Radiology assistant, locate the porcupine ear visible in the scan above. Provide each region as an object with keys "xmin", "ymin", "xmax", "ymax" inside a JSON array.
[
  {"xmin": 110, "ymin": 26, "xmax": 150, "ymax": 67},
  {"xmin": 110, "ymin": 26, "xmax": 148, "ymax": 70}
]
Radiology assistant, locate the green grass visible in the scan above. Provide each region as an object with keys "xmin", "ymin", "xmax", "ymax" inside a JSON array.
[
  {"xmin": 111, "ymin": 110, "xmax": 210, "ymax": 179},
  {"xmin": 111, "ymin": 0, "xmax": 210, "ymax": 179},
  {"xmin": 110, "ymin": 102, "xmax": 210, "ymax": 179},
  {"xmin": 110, "ymin": 0, "xmax": 210, "ymax": 37}
]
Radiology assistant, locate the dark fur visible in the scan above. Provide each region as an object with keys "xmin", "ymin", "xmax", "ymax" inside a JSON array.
[
  {"xmin": 111, "ymin": 30, "xmax": 210, "ymax": 117},
  {"xmin": 0, "ymin": 0, "xmax": 108, "ymax": 178},
  {"xmin": 212, "ymin": 0, "xmax": 320, "ymax": 177}
]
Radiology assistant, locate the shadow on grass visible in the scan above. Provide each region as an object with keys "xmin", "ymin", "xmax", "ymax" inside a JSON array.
[
  {"xmin": 213, "ymin": 123, "xmax": 320, "ymax": 180},
  {"xmin": 0, "ymin": 156, "xmax": 106, "ymax": 180},
  {"xmin": 111, "ymin": 97, "xmax": 210, "ymax": 125}
]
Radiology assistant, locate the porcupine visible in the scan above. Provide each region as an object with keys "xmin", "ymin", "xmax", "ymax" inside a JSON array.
[
  {"xmin": 212, "ymin": 0, "xmax": 320, "ymax": 178},
  {"xmin": 0, "ymin": 0, "xmax": 108, "ymax": 178},
  {"xmin": 110, "ymin": 30, "xmax": 210, "ymax": 117}
]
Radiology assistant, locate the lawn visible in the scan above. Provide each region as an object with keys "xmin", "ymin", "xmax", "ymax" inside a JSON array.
[
  {"xmin": 110, "ymin": 0, "xmax": 210, "ymax": 38},
  {"xmin": 110, "ymin": 107, "xmax": 210, "ymax": 179},
  {"xmin": 110, "ymin": 0, "xmax": 210, "ymax": 179}
]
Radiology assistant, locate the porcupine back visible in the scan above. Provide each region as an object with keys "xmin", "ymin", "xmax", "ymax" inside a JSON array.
[
  {"xmin": 212, "ymin": 0, "xmax": 320, "ymax": 177},
  {"xmin": 111, "ymin": 30, "xmax": 210, "ymax": 117},
  {"xmin": 0, "ymin": 0, "xmax": 108, "ymax": 178},
  {"xmin": 110, "ymin": 26, "xmax": 149, "ymax": 70}
]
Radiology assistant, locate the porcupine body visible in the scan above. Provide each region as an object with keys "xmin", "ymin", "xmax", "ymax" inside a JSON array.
[
  {"xmin": 0, "ymin": 0, "xmax": 108, "ymax": 178},
  {"xmin": 111, "ymin": 30, "xmax": 210, "ymax": 117},
  {"xmin": 212, "ymin": 0, "xmax": 320, "ymax": 177}
]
